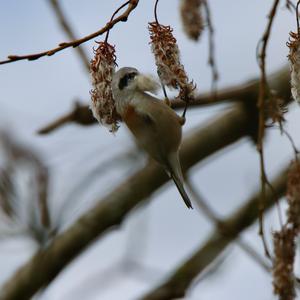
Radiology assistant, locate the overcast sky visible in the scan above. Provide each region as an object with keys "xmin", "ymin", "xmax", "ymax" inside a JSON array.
[{"xmin": 0, "ymin": 1, "xmax": 299, "ymax": 300}]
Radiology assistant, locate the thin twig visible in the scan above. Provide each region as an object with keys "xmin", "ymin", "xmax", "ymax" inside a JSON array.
[
  {"xmin": 182, "ymin": 101, "xmax": 189, "ymax": 119},
  {"xmin": 202, "ymin": 0, "xmax": 218, "ymax": 93},
  {"xmin": 269, "ymin": 125, "xmax": 300, "ymax": 160},
  {"xmin": 48, "ymin": 0, "xmax": 90, "ymax": 71},
  {"xmin": 157, "ymin": 70, "xmax": 171, "ymax": 106},
  {"xmin": 236, "ymin": 239, "xmax": 271, "ymax": 272},
  {"xmin": 187, "ymin": 179, "xmax": 272, "ymax": 274},
  {"xmin": 104, "ymin": 0, "xmax": 131, "ymax": 43},
  {"xmin": 0, "ymin": 0, "xmax": 139, "ymax": 65},
  {"xmin": 281, "ymin": 127, "xmax": 300, "ymax": 158},
  {"xmin": 256, "ymin": 0, "xmax": 281, "ymax": 258},
  {"xmin": 186, "ymin": 179, "xmax": 219, "ymax": 222},
  {"xmin": 154, "ymin": 0, "xmax": 160, "ymax": 24},
  {"xmin": 297, "ymin": 0, "xmax": 300, "ymax": 34},
  {"xmin": 286, "ymin": 0, "xmax": 296, "ymax": 11}
]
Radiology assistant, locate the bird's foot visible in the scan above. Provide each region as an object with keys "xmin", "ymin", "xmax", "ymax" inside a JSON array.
[{"xmin": 179, "ymin": 116, "xmax": 186, "ymax": 126}]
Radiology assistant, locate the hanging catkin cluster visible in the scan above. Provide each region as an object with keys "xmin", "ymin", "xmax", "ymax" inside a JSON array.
[
  {"xmin": 287, "ymin": 31, "xmax": 300, "ymax": 103},
  {"xmin": 180, "ymin": 0, "xmax": 204, "ymax": 41},
  {"xmin": 287, "ymin": 160, "xmax": 300, "ymax": 231},
  {"xmin": 272, "ymin": 227, "xmax": 296, "ymax": 300},
  {"xmin": 90, "ymin": 42, "xmax": 119, "ymax": 132},
  {"xmin": 148, "ymin": 22, "xmax": 195, "ymax": 102}
]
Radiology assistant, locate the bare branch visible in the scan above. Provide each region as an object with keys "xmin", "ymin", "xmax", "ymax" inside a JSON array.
[{"xmin": 0, "ymin": 0, "xmax": 139, "ymax": 65}]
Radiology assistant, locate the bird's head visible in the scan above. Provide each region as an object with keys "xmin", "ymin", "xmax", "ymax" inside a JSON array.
[{"xmin": 112, "ymin": 67, "xmax": 160, "ymax": 114}]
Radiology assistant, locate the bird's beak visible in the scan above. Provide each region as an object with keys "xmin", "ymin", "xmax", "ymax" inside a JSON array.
[{"xmin": 136, "ymin": 74, "xmax": 160, "ymax": 94}]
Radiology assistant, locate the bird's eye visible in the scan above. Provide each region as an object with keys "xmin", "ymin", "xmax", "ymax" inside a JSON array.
[
  {"xmin": 119, "ymin": 72, "xmax": 137, "ymax": 90},
  {"xmin": 128, "ymin": 72, "xmax": 136, "ymax": 80}
]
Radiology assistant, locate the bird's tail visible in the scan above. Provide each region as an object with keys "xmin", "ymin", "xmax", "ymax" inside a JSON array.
[
  {"xmin": 171, "ymin": 172, "xmax": 193, "ymax": 209},
  {"xmin": 167, "ymin": 152, "xmax": 193, "ymax": 209}
]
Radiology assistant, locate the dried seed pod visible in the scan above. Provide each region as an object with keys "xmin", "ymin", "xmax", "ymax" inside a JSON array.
[
  {"xmin": 266, "ymin": 94, "xmax": 287, "ymax": 127},
  {"xmin": 272, "ymin": 227, "xmax": 296, "ymax": 300},
  {"xmin": 90, "ymin": 42, "xmax": 119, "ymax": 132},
  {"xmin": 180, "ymin": 0, "xmax": 204, "ymax": 41},
  {"xmin": 148, "ymin": 21, "xmax": 195, "ymax": 102},
  {"xmin": 287, "ymin": 160, "xmax": 300, "ymax": 231},
  {"xmin": 287, "ymin": 31, "xmax": 300, "ymax": 103}
]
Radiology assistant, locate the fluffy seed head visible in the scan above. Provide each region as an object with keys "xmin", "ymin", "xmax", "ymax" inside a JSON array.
[
  {"xmin": 272, "ymin": 227, "xmax": 296, "ymax": 300},
  {"xmin": 180, "ymin": 0, "xmax": 204, "ymax": 41},
  {"xmin": 287, "ymin": 160, "xmax": 300, "ymax": 231},
  {"xmin": 287, "ymin": 31, "xmax": 300, "ymax": 104},
  {"xmin": 148, "ymin": 22, "xmax": 195, "ymax": 102},
  {"xmin": 90, "ymin": 42, "xmax": 119, "ymax": 132}
]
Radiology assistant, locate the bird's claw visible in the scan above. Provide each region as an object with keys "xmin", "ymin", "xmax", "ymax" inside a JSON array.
[{"xmin": 179, "ymin": 116, "xmax": 186, "ymax": 126}]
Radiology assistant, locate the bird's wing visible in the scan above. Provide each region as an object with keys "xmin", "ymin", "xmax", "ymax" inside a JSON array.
[
  {"xmin": 124, "ymin": 94, "xmax": 182, "ymax": 163},
  {"xmin": 143, "ymin": 99, "xmax": 182, "ymax": 152},
  {"xmin": 123, "ymin": 103, "xmax": 164, "ymax": 163}
]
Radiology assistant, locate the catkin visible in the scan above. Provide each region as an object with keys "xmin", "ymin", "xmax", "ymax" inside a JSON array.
[
  {"xmin": 180, "ymin": 0, "xmax": 204, "ymax": 41},
  {"xmin": 287, "ymin": 31, "xmax": 300, "ymax": 103},
  {"xmin": 90, "ymin": 42, "xmax": 119, "ymax": 132},
  {"xmin": 149, "ymin": 22, "xmax": 195, "ymax": 102},
  {"xmin": 287, "ymin": 160, "xmax": 300, "ymax": 232},
  {"xmin": 272, "ymin": 227, "xmax": 296, "ymax": 300}
]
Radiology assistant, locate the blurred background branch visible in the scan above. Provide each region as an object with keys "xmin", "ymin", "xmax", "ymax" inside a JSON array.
[
  {"xmin": 37, "ymin": 67, "xmax": 289, "ymax": 135},
  {"xmin": 0, "ymin": 1, "xmax": 298, "ymax": 299},
  {"xmin": 141, "ymin": 165, "xmax": 287, "ymax": 300},
  {"xmin": 1, "ymin": 63, "xmax": 292, "ymax": 299},
  {"xmin": 1, "ymin": 100, "xmax": 260, "ymax": 300},
  {"xmin": 48, "ymin": 0, "xmax": 90, "ymax": 71}
]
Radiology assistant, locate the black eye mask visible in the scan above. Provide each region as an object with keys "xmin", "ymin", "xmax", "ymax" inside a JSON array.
[{"xmin": 119, "ymin": 72, "xmax": 137, "ymax": 90}]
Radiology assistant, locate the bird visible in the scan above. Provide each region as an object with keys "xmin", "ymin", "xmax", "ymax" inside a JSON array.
[{"xmin": 111, "ymin": 67, "xmax": 193, "ymax": 209}]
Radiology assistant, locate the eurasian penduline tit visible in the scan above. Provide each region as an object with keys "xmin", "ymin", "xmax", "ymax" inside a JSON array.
[{"xmin": 112, "ymin": 67, "xmax": 193, "ymax": 209}]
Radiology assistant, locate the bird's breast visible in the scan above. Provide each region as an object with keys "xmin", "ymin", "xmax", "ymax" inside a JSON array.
[{"xmin": 123, "ymin": 105, "xmax": 145, "ymax": 132}]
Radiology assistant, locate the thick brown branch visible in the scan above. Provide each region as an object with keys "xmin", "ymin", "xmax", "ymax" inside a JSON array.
[
  {"xmin": 0, "ymin": 0, "xmax": 139, "ymax": 65},
  {"xmin": 37, "ymin": 67, "xmax": 289, "ymax": 135},
  {"xmin": 1, "ymin": 105, "xmax": 253, "ymax": 300},
  {"xmin": 141, "ymin": 167, "xmax": 288, "ymax": 300},
  {"xmin": 37, "ymin": 79, "xmax": 257, "ymax": 135}
]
